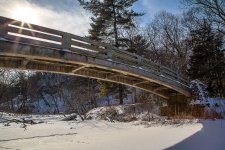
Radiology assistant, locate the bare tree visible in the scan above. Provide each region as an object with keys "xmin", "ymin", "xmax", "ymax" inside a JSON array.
[
  {"xmin": 0, "ymin": 69, "xmax": 20, "ymax": 111},
  {"xmin": 145, "ymin": 11, "xmax": 190, "ymax": 73},
  {"xmin": 137, "ymin": 92, "xmax": 156, "ymax": 121},
  {"xmin": 183, "ymin": 0, "xmax": 225, "ymax": 34}
]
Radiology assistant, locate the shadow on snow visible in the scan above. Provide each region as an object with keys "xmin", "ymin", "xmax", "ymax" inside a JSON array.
[{"xmin": 165, "ymin": 120, "xmax": 225, "ymax": 150}]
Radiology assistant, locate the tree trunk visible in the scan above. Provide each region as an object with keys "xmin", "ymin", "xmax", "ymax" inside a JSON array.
[
  {"xmin": 112, "ymin": 3, "xmax": 124, "ymax": 105},
  {"xmin": 107, "ymin": 95, "xmax": 110, "ymax": 106},
  {"xmin": 112, "ymin": 1, "xmax": 119, "ymax": 47},
  {"xmin": 132, "ymin": 88, "xmax": 136, "ymax": 103},
  {"xmin": 119, "ymin": 84, "xmax": 123, "ymax": 105}
]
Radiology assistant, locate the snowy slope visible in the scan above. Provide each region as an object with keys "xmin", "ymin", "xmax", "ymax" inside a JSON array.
[{"xmin": 190, "ymin": 80, "xmax": 225, "ymax": 117}]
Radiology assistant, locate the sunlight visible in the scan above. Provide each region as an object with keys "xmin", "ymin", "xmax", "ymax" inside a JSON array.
[{"xmin": 12, "ymin": 6, "xmax": 38, "ymax": 24}]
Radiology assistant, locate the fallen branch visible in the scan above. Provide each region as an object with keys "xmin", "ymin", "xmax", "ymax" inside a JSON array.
[
  {"xmin": 0, "ymin": 118, "xmax": 39, "ymax": 125},
  {"xmin": 61, "ymin": 114, "xmax": 77, "ymax": 121}
]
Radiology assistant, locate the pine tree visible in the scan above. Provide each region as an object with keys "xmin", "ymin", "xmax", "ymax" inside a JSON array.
[
  {"xmin": 188, "ymin": 20, "xmax": 225, "ymax": 96},
  {"xmin": 98, "ymin": 81, "xmax": 113, "ymax": 105},
  {"xmin": 126, "ymin": 34, "xmax": 149, "ymax": 56},
  {"xmin": 79, "ymin": 0, "xmax": 143, "ymax": 104}
]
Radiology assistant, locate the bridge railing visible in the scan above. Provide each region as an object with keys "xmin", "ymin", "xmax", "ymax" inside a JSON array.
[{"xmin": 0, "ymin": 16, "xmax": 189, "ymax": 86}]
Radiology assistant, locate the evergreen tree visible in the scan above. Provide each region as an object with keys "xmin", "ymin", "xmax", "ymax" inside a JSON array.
[
  {"xmin": 188, "ymin": 20, "xmax": 225, "ymax": 96},
  {"xmin": 79, "ymin": 0, "xmax": 143, "ymax": 104},
  {"xmin": 98, "ymin": 81, "xmax": 114, "ymax": 105},
  {"xmin": 126, "ymin": 34, "xmax": 149, "ymax": 56}
]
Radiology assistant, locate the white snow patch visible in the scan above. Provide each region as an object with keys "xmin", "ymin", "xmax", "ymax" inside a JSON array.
[
  {"xmin": 0, "ymin": 113, "xmax": 217, "ymax": 150},
  {"xmin": 62, "ymin": 49, "xmax": 72, "ymax": 53},
  {"xmin": 106, "ymin": 58, "xmax": 112, "ymax": 61},
  {"xmin": 159, "ymin": 74, "xmax": 165, "ymax": 77},
  {"xmin": 1, "ymin": 113, "xmax": 225, "ymax": 150},
  {"xmin": 138, "ymin": 67, "xmax": 145, "ymax": 70}
]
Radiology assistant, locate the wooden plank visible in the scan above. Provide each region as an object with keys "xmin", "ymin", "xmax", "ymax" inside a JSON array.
[
  {"xmin": 176, "ymin": 79, "xmax": 189, "ymax": 85},
  {"xmin": 112, "ymin": 48, "xmax": 138, "ymax": 59},
  {"xmin": 7, "ymin": 26, "xmax": 62, "ymax": 42},
  {"xmin": 70, "ymin": 47, "xmax": 98, "ymax": 57},
  {"xmin": 71, "ymin": 40, "xmax": 106, "ymax": 53},
  {"xmin": 1, "ymin": 16, "xmax": 108, "ymax": 49},
  {"xmin": 113, "ymin": 53, "xmax": 138, "ymax": 63},
  {"xmin": 133, "ymin": 80, "xmax": 149, "ymax": 85},
  {"xmin": 161, "ymin": 65, "xmax": 177, "ymax": 75},
  {"xmin": 71, "ymin": 34, "xmax": 140, "ymax": 60},
  {"xmin": 141, "ymin": 59, "xmax": 177, "ymax": 74},
  {"xmin": 106, "ymin": 74, "xmax": 124, "ymax": 79},
  {"xmin": 70, "ymin": 34, "xmax": 109, "ymax": 48},
  {"xmin": 153, "ymin": 86, "xmax": 168, "ymax": 92},
  {"xmin": 141, "ymin": 58, "xmax": 180, "ymax": 80},
  {"xmin": 10, "ymin": 21, "xmax": 64, "ymax": 36},
  {"xmin": 178, "ymin": 75, "xmax": 189, "ymax": 82},
  {"xmin": 142, "ymin": 59, "xmax": 160, "ymax": 68},
  {"xmin": 4, "ymin": 34, "xmax": 62, "ymax": 49},
  {"xmin": 161, "ymin": 70, "xmax": 177, "ymax": 78},
  {"xmin": 112, "ymin": 55, "xmax": 138, "ymax": 66},
  {"xmin": 87, "ymin": 68, "xmax": 113, "ymax": 74},
  {"xmin": 32, "ymin": 59, "xmax": 77, "ymax": 68},
  {"xmin": 142, "ymin": 64, "xmax": 159, "ymax": 72}
]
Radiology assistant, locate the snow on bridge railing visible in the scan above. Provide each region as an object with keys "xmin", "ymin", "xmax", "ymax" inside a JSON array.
[{"xmin": 0, "ymin": 16, "xmax": 189, "ymax": 86}]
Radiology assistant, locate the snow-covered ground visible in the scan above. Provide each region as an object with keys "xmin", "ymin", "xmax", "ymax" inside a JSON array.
[{"xmin": 1, "ymin": 113, "xmax": 225, "ymax": 150}]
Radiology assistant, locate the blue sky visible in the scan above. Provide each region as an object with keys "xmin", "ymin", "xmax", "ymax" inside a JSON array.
[
  {"xmin": 134, "ymin": 0, "xmax": 183, "ymax": 25},
  {"xmin": 0, "ymin": 0, "xmax": 184, "ymax": 35}
]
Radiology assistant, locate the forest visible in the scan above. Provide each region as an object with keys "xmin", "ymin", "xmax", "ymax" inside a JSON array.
[{"xmin": 0, "ymin": 0, "xmax": 224, "ymax": 118}]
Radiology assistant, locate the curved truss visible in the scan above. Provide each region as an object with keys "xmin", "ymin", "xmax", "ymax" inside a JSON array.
[{"xmin": 0, "ymin": 16, "xmax": 191, "ymax": 99}]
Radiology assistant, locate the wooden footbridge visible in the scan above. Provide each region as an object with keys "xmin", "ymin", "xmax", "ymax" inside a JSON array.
[{"xmin": 0, "ymin": 16, "xmax": 191, "ymax": 100}]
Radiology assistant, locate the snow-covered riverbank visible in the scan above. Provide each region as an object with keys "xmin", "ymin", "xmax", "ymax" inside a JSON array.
[{"xmin": 1, "ymin": 114, "xmax": 225, "ymax": 150}]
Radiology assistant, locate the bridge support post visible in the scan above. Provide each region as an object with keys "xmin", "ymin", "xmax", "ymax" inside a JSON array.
[
  {"xmin": 20, "ymin": 59, "xmax": 30, "ymax": 69},
  {"xmin": 0, "ymin": 17, "xmax": 9, "ymax": 38},
  {"xmin": 62, "ymin": 33, "xmax": 71, "ymax": 50},
  {"xmin": 168, "ymin": 94, "xmax": 191, "ymax": 116},
  {"xmin": 137, "ymin": 56, "xmax": 142, "ymax": 66},
  {"xmin": 106, "ymin": 46, "xmax": 113, "ymax": 59}
]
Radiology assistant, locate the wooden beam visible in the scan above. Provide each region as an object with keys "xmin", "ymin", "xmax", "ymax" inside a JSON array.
[
  {"xmin": 20, "ymin": 59, "xmax": 30, "ymax": 69},
  {"xmin": 71, "ymin": 65, "xmax": 87, "ymax": 73},
  {"xmin": 106, "ymin": 74, "xmax": 124, "ymax": 79},
  {"xmin": 153, "ymin": 86, "xmax": 168, "ymax": 92},
  {"xmin": 87, "ymin": 68, "xmax": 113, "ymax": 74},
  {"xmin": 133, "ymin": 80, "xmax": 149, "ymax": 86}
]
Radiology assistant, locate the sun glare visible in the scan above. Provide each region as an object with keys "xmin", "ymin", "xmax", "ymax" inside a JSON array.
[{"xmin": 12, "ymin": 7, "xmax": 38, "ymax": 24}]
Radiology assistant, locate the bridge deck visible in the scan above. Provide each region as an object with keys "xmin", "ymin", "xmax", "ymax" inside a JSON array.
[{"xmin": 0, "ymin": 16, "xmax": 191, "ymax": 99}]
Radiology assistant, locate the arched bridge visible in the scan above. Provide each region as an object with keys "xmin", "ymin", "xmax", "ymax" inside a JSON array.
[{"xmin": 0, "ymin": 16, "xmax": 191, "ymax": 100}]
